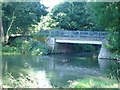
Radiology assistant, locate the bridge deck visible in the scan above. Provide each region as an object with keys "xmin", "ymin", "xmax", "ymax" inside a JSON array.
[
  {"xmin": 39, "ymin": 30, "xmax": 108, "ymax": 39},
  {"xmin": 38, "ymin": 30, "xmax": 108, "ymax": 44},
  {"xmin": 56, "ymin": 39, "xmax": 102, "ymax": 44}
]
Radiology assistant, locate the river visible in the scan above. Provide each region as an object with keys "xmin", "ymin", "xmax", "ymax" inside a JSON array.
[{"xmin": 2, "ymin": 53, "xmax": 120, "ymax": 88}]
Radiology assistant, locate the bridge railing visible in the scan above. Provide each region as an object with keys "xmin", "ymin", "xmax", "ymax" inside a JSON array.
[{"xmin": 38, "ymin": 30, "xmax": 108, "ymax": 40}]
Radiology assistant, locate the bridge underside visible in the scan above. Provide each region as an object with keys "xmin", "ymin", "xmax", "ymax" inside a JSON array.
[{"xmin": 56, "ymin": 39, "xmax": 102, "ymax": 45}]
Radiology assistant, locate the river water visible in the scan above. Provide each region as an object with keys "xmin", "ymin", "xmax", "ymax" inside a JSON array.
[{"xmin": 2, "ymin": 53, "xmax": 120, "ymax": 88}]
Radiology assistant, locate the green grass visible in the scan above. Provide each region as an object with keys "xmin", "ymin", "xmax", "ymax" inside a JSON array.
[
  {"xmin": 69, "ymin": 76, "xmax": 119, "ymax": 88},
  {"xmin": 2, "ymin": 67, "xmax": 52, "ymax": 88},
  {"xmin": 2, "ymin": 73, "xmax": 39, "ymax": 88}
]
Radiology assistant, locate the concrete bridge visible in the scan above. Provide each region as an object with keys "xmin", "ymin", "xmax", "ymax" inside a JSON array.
[{"xmin": 38, "ymin": 30, "xmax": 111, "ymax": 59}]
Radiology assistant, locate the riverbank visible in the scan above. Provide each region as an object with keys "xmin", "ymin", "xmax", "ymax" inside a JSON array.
[
  {"xmin": 69, "ymin": 76, "xmax": 119, "ymax": 88},
  {"xmin": 1, "ymin": 41, "xmax": 120, "ymax": 61},
  {"xmin": 2, "ymin": 72, "xmax": 52, "ymax": 88},
  {"xmin": 2, "ymin": 72, "xmax": 119, "ymax": 88}
]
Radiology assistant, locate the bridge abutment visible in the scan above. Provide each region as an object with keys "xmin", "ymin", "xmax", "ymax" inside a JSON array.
[
  {"xmin": 98, "ymin": 39, "xmax": 112, "ymax": 59},
  {"xmin": 46, "ymin": 37, "xmax": 56, "ymax": 53},
  {"xmin": 47, "ymin": 38, "xmax": 112, "ymax": 59},
  {"xmin": 47, "ymin": 37, "xmax": 73, "ymax": 53}
]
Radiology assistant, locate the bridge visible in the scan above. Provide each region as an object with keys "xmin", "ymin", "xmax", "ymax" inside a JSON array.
[
  {"xmin": 38, "ymin": 30, "xmax": 108, "ymax": 44},
  {"xmin": 37, "ymin": 30, "xmax": 110, "ymax": 59}
]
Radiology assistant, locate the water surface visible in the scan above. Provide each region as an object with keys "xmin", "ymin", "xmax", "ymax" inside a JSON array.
[{"xmin": 2, "ymin": 53, "xmax": 120, "ymax": 88}]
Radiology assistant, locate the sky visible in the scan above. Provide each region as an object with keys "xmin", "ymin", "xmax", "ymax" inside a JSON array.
[
  {"xmin": 40, "ymin": 0, "xmax": 119, "ymax": 11},
  {"xmin": 40, "ymin": 0, "xmax": 63, "ymax": 11}
]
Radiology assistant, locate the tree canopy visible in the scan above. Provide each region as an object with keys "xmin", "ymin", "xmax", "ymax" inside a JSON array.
[
  {"xmin": 39, "ymin": 1, "xmax": 120, "ymax": 54},
  {"xmin": 1, "ymin": 2, "xmax": 48, "ymax": 43},
  {"xmin": 87, "ymin": 2, "xmax": 120, "ymax": 54},
  {"xmin": 87, "ymin": 2, "xmax": 119, "ymax": 31},
  {"xmin": 39, "ymin": 2, "xmax": 93, "ymax": 30}
]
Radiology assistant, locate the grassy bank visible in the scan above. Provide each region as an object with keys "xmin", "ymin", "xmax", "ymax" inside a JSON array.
[
  {"xmin": 2, "ymin": 73, "xmax": 40, "ymax": 88},
  {"xmin": 2, "ymin": 73, "xmax": 52, "ymax": 88},
  {"xmin": 2, "ymin": 74, "xmax": 119, "ymax": 88},
  {"xmin": 69, "ymin": 76, "xmax": 119, "ymax": 88}
]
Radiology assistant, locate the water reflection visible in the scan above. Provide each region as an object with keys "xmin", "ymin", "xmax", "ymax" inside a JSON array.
[
  {"xmin": 98, "ymin": 59, "xmax": 120, "ymax": 81},
  {"xmin": 2, "ymin": 53, "xmax": 120, "ymax": 88},
  {"xmin": 35, "ymin": 71, "xmax": 52, "ymax": 88}
]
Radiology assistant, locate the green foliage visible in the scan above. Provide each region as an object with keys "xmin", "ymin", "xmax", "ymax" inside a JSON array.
[
  {"xmin": 29, "ymin": 40, "xmax": 49, "ymax": 55},
  {"xmin": 105, "ymin": 33, "xmax": 119, "ymax": 54},
  {"xmin": 21, "ymin": 41, "xmax": 31, "ymax": 54},
  {"xmin": 39, "ymin": 13, "xmax": 60, "ymax": 30},
  {"xmin": 2, "ymin": 2, "xmax": 48, "ymax": 36},
  {"xmin": 4, "ymin": 73, "xmax": 39, "ymax": 88},
  {"xmin": 2, "ymin": 45, "xmax": 20, "ymax": 54},
  {"xmin": 39, "ymin": 2, "xmax": 93, "ymax": 30},
  {"xmin": 10, "ymin": 38, "xmax": 49, "ymax": 55},
  {"xmin": 69, "ymin": 77, "xmax": 118, "ymax": 88},
  {"xmin": 87, "ymin": 2, "xmax": 119, "ymax": 30},
  {"xmin": 11, "ymin": 38, "xmax": 30, "ymax": 54},
  {"xmin": 87, "ymin": 2, "xmax": 120, "ymax": 54}
]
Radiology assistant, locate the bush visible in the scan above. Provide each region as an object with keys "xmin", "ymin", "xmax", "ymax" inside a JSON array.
[
  {"xmin": 20, "ymin": 40, "xmax": 31, "ymax": 54},
  {"xmin": 29, "ymin": 40, "xmax": 49, "ymax": 55},
  {"xmin": 12, "ymin": 38, "xmax": 31, "ymax": 54},
  {"xmin": 12, "ymin": 38, "xmax": 49, "ymax": 55},
  {"xmin": 3, "ymin": 37, "xmax": 50, "ymax": 55},
  {"xmin": 2, "ymin": 45, "xmax": 20, "ymax": 54}
]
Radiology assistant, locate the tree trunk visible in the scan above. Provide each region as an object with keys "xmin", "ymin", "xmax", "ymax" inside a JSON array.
[
  {"xmin": 0, "ymin": 16, "xmax": 4, "ymax": 44},
  {"xmin": 0, "ymin": 3, "xmax": 4, "ymax": 44},
  {"xmin": 5, "ymin": 12, "xmax": 15, "ymax": 44}
]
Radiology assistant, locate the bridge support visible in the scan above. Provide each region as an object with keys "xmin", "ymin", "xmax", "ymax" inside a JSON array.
[
  {"xmin": 46, "ymin": 37, "xmax": 56, "ymax": 53},
  {"xmin": 46, "ymin": 37, "xmax": 73, "ymax": 53},
  {"xmin": 98, "ymin": 39, "xmax": 112, "ymax": 59},
  {"xmin": 47, "ymin": 37, "xmax": 112, "ymax": 59}
]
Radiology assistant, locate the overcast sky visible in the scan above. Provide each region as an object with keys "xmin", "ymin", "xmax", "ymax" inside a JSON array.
[{"xmin": 40, "ymin": 0, "xmax": 63, "ymax": 11}]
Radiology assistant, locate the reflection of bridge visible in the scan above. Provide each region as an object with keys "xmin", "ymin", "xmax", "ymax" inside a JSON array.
[{"xmin": 37, "ymin": 30, "xmax": 110, "ymax": 59}]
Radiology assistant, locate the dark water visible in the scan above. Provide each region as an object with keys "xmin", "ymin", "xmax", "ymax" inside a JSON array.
[{"xmin": 2, "ymin": 53, "xmax": 120, "ymax": 88}]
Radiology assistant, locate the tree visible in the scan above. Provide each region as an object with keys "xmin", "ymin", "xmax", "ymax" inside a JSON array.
[
  {"xmin": 0, "ymin": 2, "xmax": 4, "ymax": 43},
  {"xmin": 39, "ymin": 2, "xmax": 93, "ymax": 30},
  {"xmin": 38, "ymin": 13, "xmax": 59, "ymax": 30},
  {"xmin": 87, "ymin": 2, "xmax": 120, "ymax": 54},
  {"xmin": 2, "ymin": 2, "xmax": 48, "ymax": 44}
]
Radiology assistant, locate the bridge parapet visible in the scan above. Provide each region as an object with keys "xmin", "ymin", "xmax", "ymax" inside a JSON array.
[{"xmin": 38, "ymin": 30, "xmax": 108, "ymax": 41}]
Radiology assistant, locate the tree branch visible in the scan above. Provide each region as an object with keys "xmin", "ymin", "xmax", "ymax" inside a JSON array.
[{"xmin": 6, "ymin": 12, "xmax": 15, "ymax": 36}]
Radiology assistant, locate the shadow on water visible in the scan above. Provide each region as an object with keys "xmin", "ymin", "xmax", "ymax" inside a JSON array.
[{"xmin": 2, "ymin": 53, "xmax": 120, "ymax": 88}]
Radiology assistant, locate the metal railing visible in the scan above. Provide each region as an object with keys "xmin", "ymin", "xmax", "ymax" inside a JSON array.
[{"xmin": 38, "ymin": 30, "xmax": 108, "ymax": 41}]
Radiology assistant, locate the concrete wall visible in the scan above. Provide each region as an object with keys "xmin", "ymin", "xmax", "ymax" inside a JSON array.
[
  {"xmin": 46, "ymin": 37, "xmax": 73, "ymax": 53},
  {"xmin": 47, "ymin": 37, "xmax": 112, "ymax": 59},
  {"xmin": 46, "ymin": 37, "xmax": 56, "ymax": 53},
  {"xmin": 98, "ymin": 39, "xmax": 112, "ymax": 59}
]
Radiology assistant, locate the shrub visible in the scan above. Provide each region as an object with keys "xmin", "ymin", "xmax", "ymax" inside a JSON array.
[
  {"xmin": 3, "ymin": 38, "xmax": 50, "ymax": 55},
  {"xmin": 30, "ymin": 40, "xmax": 49, "ymax": 55},
  {"xmin": 2, "ymin": 45, "xmax": 20, "ymax": 54}
]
